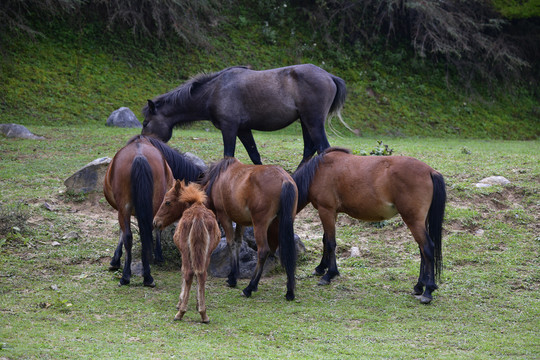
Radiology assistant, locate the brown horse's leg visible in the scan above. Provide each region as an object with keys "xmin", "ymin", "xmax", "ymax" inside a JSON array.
[
  {"xmin": 196, "ymin": 271, "xmax": 209, "ymax": 323},
  {"xmin": 243, "ymin": 226, "xmax": 270, "ymax": 298},
  {"xmin": 119, "ymin": 228, "xmax": 133, "ymax": 286},
  {"xmin": 153, "ymin": 229, "xmax": 164, "ymax": 265},
  {"xmin": 109, "ymin": 234, "xmax": 123, "ymax": 271},
  {"xmin": 407, "ymin": 222, "xmax": 437, "ymax": 304},
  {"xmin": 175, "ymin": 269, "xmax": 193, "ymax": 321},
  {"xmin": 225, "ymin": 223, "xmax": 242, "ymax": 288},
  {"xmin": 318, "ymin": 208, "xmax": 339, "ymax": 285}
]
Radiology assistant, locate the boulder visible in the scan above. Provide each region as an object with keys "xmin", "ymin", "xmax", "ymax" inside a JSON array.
[
  {"xmin": 106, "ymin": 107, "xmax": 142, "ymax": 128},
  {"xmin": 64, "ymin": 157, "xmax": 111, "ymax": 194},
  {"xmin": 160, "ymin": 223, "xmax": 305, "ymax": 278},
  {"xmin": 0, "ymin": 123, "xmax": 45, "ymax": 139},
  {"xmin": 475, "ymin": 176, "xmax": 511, "ymax": 188},
  {"xmin": 183, "ymin": 152, "xmax": 208, "ymax": 172}
]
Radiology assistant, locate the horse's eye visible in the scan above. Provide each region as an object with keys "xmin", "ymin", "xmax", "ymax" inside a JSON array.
[{"xmin": 165, "ymin": 201, "xmax": 171, "ymax": 206}]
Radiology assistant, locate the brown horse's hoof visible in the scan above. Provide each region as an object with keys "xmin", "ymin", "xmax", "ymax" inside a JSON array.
[
  {"xmin": 415, "ymin": 294, "xmax": 432, "ymax": 304},
  {"xmin": 317, "ymin": 278, "xmax": 330, "ymax": 286},
  {"xmin": 144, "ymin": 281, "xmax": 156, "ymax": 288}
]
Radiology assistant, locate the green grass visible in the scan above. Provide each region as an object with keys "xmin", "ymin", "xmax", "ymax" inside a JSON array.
[{"xmin": 1, "ymin": 125, "xmax": 539, "ymax": 359}]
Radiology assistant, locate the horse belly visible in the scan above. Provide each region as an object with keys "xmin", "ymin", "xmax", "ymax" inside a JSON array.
[{"xmin": 342, "ymin": 201, "xmax": 398, "ymax": 222}]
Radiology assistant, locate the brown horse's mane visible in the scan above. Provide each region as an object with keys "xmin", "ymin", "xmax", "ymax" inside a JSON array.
[
  {"xmin": 292, "ymin": 146, "xmax": 351, "ymax": 210},
  {"xmin": 201, "ymin": 157, "xmax": 237, "ymax": 197},
  {"xmin": 180, "ymin": 183, "xmax": 207, "ymax": 205},
  {"xmin": 125, "ymin": 135, "xmax": 204, "ymax": 183}
]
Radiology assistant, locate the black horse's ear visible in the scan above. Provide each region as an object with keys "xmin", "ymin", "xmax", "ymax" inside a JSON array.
[{"xmin": 147, "ymin": 100, "xmax": 157, "ymax": 114}]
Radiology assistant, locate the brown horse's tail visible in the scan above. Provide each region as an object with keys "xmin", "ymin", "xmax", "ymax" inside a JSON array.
[
  {"xmin": 428, "ymin": 172, "xmax": 446, "ymax": 281},
  {"xmin": 278, "ymin": 181, "xmax": 297, "ymax": 300},
  {"xmin": 131, "ymin": 156, "xmax": 154, "ymax": 262}
]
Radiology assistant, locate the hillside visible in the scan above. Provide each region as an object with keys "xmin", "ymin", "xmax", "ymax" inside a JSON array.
[{"xmin": 0, "ymin": 10, "xmax": 539, "ymax": 140}]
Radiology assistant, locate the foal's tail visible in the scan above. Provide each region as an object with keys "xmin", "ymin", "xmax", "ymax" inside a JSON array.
[
  {"xmin": 278, "ymin": 181, "xmax": 298, "ymax": 299},
  {"xmin": 428, "ymin": 172, "xmax": 446, "ymax": 281},
  {"xmin": 131, "ymin": 156, "xmax": 154, "ymax": 260},
  {"xmin": 188, "ymin": 217, "xmax": 210, "ymax": 275}
]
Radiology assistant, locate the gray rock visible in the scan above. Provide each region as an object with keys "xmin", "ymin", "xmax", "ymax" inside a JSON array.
[
  {"xmin": 160, "ymin": 223, "xmax": 304, "ymax": 279},
  {"xmin": 475, "ymin": 176, "xmax": 511, "ymax": 188},
  {"xmin": 64, "ymin": 157, "xmax": 111, "ymax": 194},
  {"xmin": 184, "ymin": 152, "xmax": 208, "ymax": 172},
  {"xmin": 106, "ymin": 107, "xmax": 142, "ymax": 128},
  {"xmin": 0, "ymin": 124, "xmax": 45, "ymax": 139}
]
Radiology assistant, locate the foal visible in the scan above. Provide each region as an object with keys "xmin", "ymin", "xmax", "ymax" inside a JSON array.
[{"xmin": 154, "ymin": 180, "xmax": 220, "ymax": 323}]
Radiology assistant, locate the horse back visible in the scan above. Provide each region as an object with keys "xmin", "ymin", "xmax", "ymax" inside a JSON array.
[
  {"xmin": 310, "ymin": 152, "xmax": 435, "ymax": 221},
  {"xmin": 210, "ymin": 162, "xmax": 294, "ymax": 225},
  {"xmin": 103, "ymin": 139, "xmax": 174, "ymax": 216}
]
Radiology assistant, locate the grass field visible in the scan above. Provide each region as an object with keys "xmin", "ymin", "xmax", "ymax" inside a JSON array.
[{"xmin": 0, "ymin": 124, "xmax": 539, "ymax": 359}]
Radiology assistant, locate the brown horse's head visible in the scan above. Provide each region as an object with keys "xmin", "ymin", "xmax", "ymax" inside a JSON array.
[{"xmin": 153, "ymin": 180, "xmax": 191, "ymax": 230}]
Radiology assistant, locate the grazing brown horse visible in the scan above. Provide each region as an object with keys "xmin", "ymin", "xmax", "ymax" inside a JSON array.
[
  {"xmin": 141, "ymin": 64, "xmax": 347, "ymax": 168},
  {"xmin": 153, "ymin": 180, "xmax": 220, "ymax": 323},
  {"xmin": 104, "ymin": 135, "xmax": 204, "ymax": 287},
  {"xmin": 202, "ymin": 157, "xmax": 298, "ymax": 300},
  {"xmin": 292, "ymin": 147, "xmax": 446, "ymax": 304}
]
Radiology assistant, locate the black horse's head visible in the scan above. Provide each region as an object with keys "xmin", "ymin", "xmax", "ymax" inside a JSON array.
[{"xmin": 141, "ymin": 100, "xmax": 174, "ymax": 143}]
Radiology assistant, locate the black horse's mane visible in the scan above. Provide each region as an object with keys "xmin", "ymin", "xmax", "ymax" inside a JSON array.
[
  {"xmin": 142, "ymin": 66, "xmax": 248, "ymax": 117},
  {"xmin": 127, "ymin": 135, "xmax": 205, "ymax": 182},
  {"xmin": 200, "ymin": 157, "xmax": 237, "ymax": 197},
  {"xmin": 292, "ymin": 147, "xmax": 351, "ymax": 208}
]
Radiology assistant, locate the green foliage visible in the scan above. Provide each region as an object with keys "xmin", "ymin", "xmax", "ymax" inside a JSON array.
[
  {"xmin": 0, "ymin": 202, "xmax": 31, "ymax": 239},
  {"xmin": 491, "ymin": 0, "xmax": 540, "ymax": 18}
]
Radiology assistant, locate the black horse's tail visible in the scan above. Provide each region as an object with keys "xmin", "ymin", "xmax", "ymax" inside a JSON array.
[
  {"xmin": 428, "ymin": 172, "xmax": 446, "ymax": 281},
  {"xmin": 329, "ymin": 75, "xmax": 346, "ymax": 116},
  {"xmin": 328, "ymin": 75, "xmax": 353, "ymax": 135},
  {"xmin": 131, "ymin": 156, "xmax": 154, "ymax": 262},
  {"xmin": 278, "ymin": 181, "xmax": 298, "ymax": 301}
]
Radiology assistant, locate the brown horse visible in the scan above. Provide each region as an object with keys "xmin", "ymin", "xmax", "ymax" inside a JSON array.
[
  {"xmin": 104, "ymin": 135, "xmax": 204, "ymax": 287},
  {"xmin": 153, "ymin": 180, "xmax": 221, "ymax": 323},
  {"xmin": 292, "ymin": 147, "xmax": 446, "ymax": 304},
  {"xmin": 201, "ymin": 157, "xmax": 298, "ymax": 300}
]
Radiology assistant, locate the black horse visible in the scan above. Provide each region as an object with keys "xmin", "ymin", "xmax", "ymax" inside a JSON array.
[{"xmin": 142, "ymin": 64, "xmax": 347, "ymax": 168}]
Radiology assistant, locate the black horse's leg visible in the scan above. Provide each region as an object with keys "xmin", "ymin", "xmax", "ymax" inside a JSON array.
[
  {"xmin": 238, "ymin": 129, "xmax": 262, "ymax": 165},
  {"xmin": 221, "ymin": 127, "xmax": 238, "ymax": 158},
  {"xmin": 153, "ymin": 228, "xmax": 164, "ymax": 265},
  {"xmin": 141, "ymin": 230, "xmax": 155, "ymax": 287},
  {"xmin": 109, "ymin": 233, "xmax": 123, "ymax": 270},
  {"xmin": 297, "ymin": 122, "xmax": 318, "ymax": 169}
]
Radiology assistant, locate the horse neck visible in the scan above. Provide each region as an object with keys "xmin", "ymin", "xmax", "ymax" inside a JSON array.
[{"xmin": 161, "ymin": 91, "xmax": 211, "ymax": 124}]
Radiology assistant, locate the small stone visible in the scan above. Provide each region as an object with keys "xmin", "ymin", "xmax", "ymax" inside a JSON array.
[{"xmin": 350, "ymin": 246, "xmax": 361, "ymax": 258}]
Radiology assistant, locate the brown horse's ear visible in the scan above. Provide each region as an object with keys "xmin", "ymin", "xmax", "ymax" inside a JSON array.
[
  {"xmin": 174, "ymin": 179, "xmax": 183, "ymax": 193},
  {"xmin": 147, "ymin": 100, "xmax": 157, "ymax": 114}
]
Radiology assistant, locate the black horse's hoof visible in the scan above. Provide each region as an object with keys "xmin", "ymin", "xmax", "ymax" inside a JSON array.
[
  {"xmin": 118, "ymin": 278, "xmax": 130, "ymax": 286},
  {"xmin": 144, "ymin": 281, "xmax": 156, "ymax": 288},
  {"xmin": 313, "ymin": 268, "xmax": 326, "ymax": 276},
  {"xmin": 227, "ymin": 279, "xmax": 237, "ymax": 288},
  {"xmin": 109, "ymin": 265, "xmax": 121, "ymax": 271}
]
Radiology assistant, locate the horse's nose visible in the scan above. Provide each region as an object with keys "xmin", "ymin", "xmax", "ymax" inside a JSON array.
[{"xmin": 153, "ymin": 220, "xmax": 161, "ymax": 230}]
